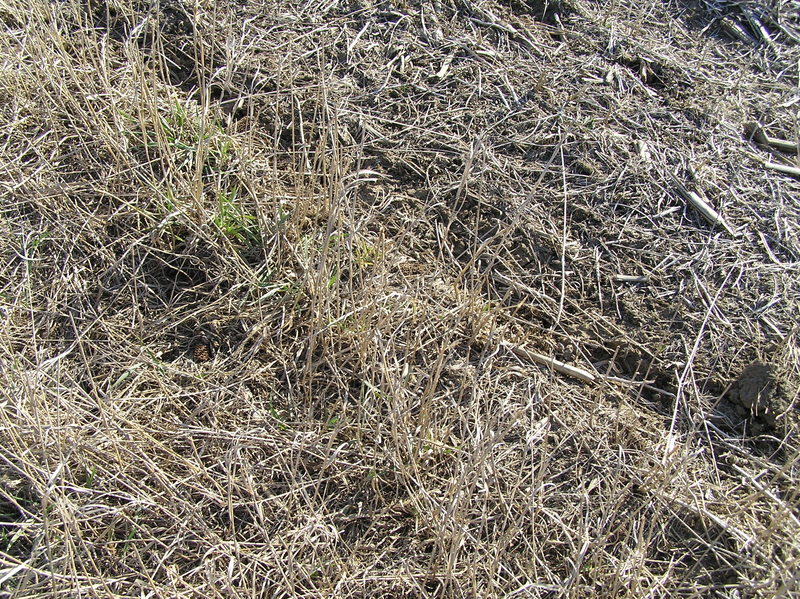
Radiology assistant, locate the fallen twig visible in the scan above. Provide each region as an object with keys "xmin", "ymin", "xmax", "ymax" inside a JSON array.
[
  {"xmin": 764, "ymin": 161, "xmax": 800, "ymax": 179},
  {"xmin": 502, "ymin": 341, "xmax": 596, "ymax": 383},
  {"xmin": 613, "ymin": 274, "xmax": 649, "ymax": 284},
  {"xmin": 671, "ymin": 176, "xmax": 737, "ymax": 236},
  {"xmin": 720, "ymin": 17, "xmax": 757, "ymax": 45},
  {"xmin": 740, "ymin": 6, "xmax": 775, "ymax": 47},
  {"xmin": 745, "ymin": 122, "xmax": 799, "ymax": 153}
]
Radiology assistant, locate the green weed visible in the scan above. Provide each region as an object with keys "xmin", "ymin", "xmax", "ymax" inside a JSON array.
[
  {"xmin": 126, "ymin": 101, "xmax": 234, "ymax": 179},
  {"xmin": 214, "ymin": 187, "xmax": 260, "ymax": 249}
]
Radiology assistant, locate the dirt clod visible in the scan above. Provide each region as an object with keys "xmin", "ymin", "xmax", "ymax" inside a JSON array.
[{"xmin": 729, "ymin": 362, "xmax": 776, "ymax": 422}]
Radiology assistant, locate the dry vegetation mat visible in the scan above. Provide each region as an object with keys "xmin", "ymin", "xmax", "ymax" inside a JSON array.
[{"xmin": 1, "ymin": 0, "xmax": 799, "ymax": 597}]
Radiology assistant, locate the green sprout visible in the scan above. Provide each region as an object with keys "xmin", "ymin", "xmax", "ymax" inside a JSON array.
[{"xmin": 214, "ymin": 187, "xmax": 260, "ymax": 249}]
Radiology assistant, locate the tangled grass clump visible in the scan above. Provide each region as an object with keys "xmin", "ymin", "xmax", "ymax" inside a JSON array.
[{"xmin": 1, "ymin": 0, "xmax": 798, "ymax": 597}]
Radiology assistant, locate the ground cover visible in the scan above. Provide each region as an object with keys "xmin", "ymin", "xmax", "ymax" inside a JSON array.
[{"xmin": 1, "ymin": 0, "xmax": 799, "ymax": 596}]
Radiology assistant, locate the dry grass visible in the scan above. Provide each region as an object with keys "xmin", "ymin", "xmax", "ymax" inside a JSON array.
[{"xmin": 1, "ymin": 0, "xmax": 799, "ymax": 597}]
